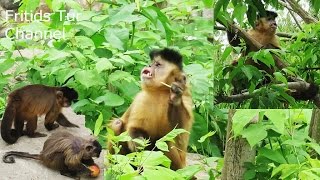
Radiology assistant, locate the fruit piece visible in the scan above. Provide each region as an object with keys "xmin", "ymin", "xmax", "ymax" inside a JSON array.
[{"xmin": 88, "ymin": 164, "xmax": 100, "ymax": 177}]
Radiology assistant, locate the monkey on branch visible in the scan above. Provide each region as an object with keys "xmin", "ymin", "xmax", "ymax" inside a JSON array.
[{"xmin": 217, "ymin": 9, "xmax": 319, "ymax": 103}]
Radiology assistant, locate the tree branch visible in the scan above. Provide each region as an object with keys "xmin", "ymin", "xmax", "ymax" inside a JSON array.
[
  {"xmin": 214, "ymin": 26, "xmax": 317, "ymax": 42},
  {"xmin": 214, "ymin": 81, "xmax": 320, "ymax": 108},
  {"xmin": 285, "ymin": 0, "xmax": 318, "ymax": 24}
]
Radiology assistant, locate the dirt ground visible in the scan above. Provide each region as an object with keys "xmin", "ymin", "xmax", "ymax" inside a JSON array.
[{"xmin": 0, "ymin": 108, "xmax": 104, "ymax": 180}]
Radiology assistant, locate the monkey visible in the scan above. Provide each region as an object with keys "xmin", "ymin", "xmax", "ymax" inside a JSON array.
[
  {"xmin": 108, "ymin": 48, "xmax": 194, "ymax": 170},
  {"xmin": 1, "ymin": 84, "xmax": 79, "ymax": 144},
  {"xmin": 226, "ymin": 10, "xmax": 319, "ymax": 101},
  {"xmin": 3, "ymin": 131, "xmax": 102, "ymax": 178},
  {"xmin": 226, "ymin": 10, "xmax": 290, "ymax": 93}
]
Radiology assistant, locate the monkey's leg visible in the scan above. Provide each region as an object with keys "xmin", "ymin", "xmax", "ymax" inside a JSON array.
[
  {"xmin": 44, "ymin": 109, "xmax": 60, "ymax": 130},
  {"xmin": 25, "ymin": 116, "xmax": 47, "ymax": 137},
  {"xmin": 127, "ymin": 127, "xmax": 149, "ymax": 152},
  {"xmin": 13, "ymin": 113, "xmax": 24, "ymax": 137},
  {"xmin": 164, "ymin": 142, "xmax": 186, "ymax": 170},
  {"xmin": 56, "ymin": 113, "xmax": 79, "ymax": 128}
]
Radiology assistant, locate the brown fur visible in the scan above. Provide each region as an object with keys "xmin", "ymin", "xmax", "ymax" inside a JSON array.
[
  {"xmin": 108, "ymin": 50, "xmax": 193, "ymax": 170},
  {"xmin": 3, "ymin": 131, "xmax": 102, "ymax": 178},
  {"xmin": 1, "ymin": 84, "xmax": 79, "ymax": 144}
]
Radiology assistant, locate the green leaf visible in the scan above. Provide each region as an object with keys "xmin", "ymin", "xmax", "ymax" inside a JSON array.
[
  {"xmin": 241, "ymin": 66, "xmax": 254, "ymax": 80},
  {"xmin": 232, "ymin": 3, "xmax": 247, "ymax": 26},
  {"xmin": 74, "ymin": 70, "xmax": 104, "ymax": 88},
  {"xmin": 198, "ymin": 131, "xmax": 215, "ymax": 143},
  {"xmin": 108, "ymin": 3, "xmax": 140, "ymax": 25},
  {"xmin": 299, "ymin": 170, "xmax": 320, "ymax": 180},
  {"xmin": 51, "ymin": 0, "xmax": 64, "ymax": 11},
  {"xmin": 94, "ymin": 48, "xmax": 113, "ymax": 58},
  {"xmin": 0, "ymin": 38, "xmax": 14, "ymax": 50},
  {"xmin": 241, "ymin": 123, "xmax": 267, "ymax": 147},
  {"xmin": 0, "ymin": 59, "xmax": 14, "ymax": 74},
  {"xmin": 232, "ymin": 110, "xmax": 260, "ymax": 136},
  {"xmin": 156, "ymin": 129, "xmax": 189, "ymax": 151},
  {"xmin": 132, "ymin": 151, "xmax": 171, "ymax": 168},
  {"xmin": 220, "ymin": 47, "xmax": 232, "ymax": 62},
  {"xmin": 74, "ymin": 36, "xmax": 95, "ymax": 49},
  {"xmin": 94, "ymin": 111, "xmax": 103, "ymax": 136},
  {"xmin": 108, "ymin": 70, "xmax": 135, "ymax": 82},
  {"xmin": 94, "ymin": 91, "xmax": 124, "ymax": 107},
  {"xmin": 202, "ymin": 0, "xmax": 213, "ymax": 7},
  {"xmin": 105, "ymin": 28, "xmax": 129, "ymax": 50},
  {"xmin": 259, "ymin": 147, "xmax": 287, "ymax": 164},
  {"xmin": 307, "ymin": 143, "xmax": 320, "ymax": 156},
  {"xmin": 96, "ymin": 58, "xmax": 114, "ymax": 73},
  {"xmin": 142, "ymin": 166, "xmax": 184, "ymax": 180},
  {"xmin": 176, "ymin": 165, "xmax": 202, "ymax": 179},
  {"xmin": 23, "ymin": 0, "xmax": 40, "ymax": 12},
  {"xmin": 274, "ymin": 72, "xmax": 287, "ymax": 84},
  {"xmin": 264, "ymin": 110, "xmax": 286, "ymax": 134},
  {"xmin": 76, "ymin": 21, "xmax": 102, "ymax": 36}
]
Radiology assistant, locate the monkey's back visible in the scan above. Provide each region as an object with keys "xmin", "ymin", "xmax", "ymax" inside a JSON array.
[
  {"xmin": 39, "ymin": 132, "xmax": 76, "ymax": 170},
  {"xmin": 8, "ymin": 84, "xmax": 58, "ymax": 115}
]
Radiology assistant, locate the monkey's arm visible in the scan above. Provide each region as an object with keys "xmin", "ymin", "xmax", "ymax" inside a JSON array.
[
  {"xmin": 227, "ymin": 29, "xmax": 241, "ymax": 47},
  {"xmin": 56, "ymin": 113, "xmax": 79, "ymax": 128}
]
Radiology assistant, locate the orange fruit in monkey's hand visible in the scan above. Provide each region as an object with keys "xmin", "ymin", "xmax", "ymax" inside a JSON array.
[{"xmin": 88, "ymin": 164, "xmax": 100, "ymax": 177}]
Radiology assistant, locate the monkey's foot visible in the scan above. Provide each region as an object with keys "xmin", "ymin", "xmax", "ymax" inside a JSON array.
[
  {"xmin": 23, "ymin": 131, "xmax": 47, "ymax": 138},
  {"xmin": 45, "ymin": 123, "xmax": 59, "ymax": 131}
]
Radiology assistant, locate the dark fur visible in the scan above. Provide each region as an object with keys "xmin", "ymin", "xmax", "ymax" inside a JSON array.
[
  {"xmin": 149, "ymin": 48, "xmax": 183, "ymax": 70},
  {"xmin": 3, "ymin": 132, "xmax": 102, "ymax": 178},
  {"xmin": 1, "ymin": 84, "xmax": 79, "ymax": 144}
]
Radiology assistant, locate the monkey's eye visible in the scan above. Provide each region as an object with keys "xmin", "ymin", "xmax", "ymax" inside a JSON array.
[{"xmin": 155, "ymin": 62, "xmax": 161, "ymax": 67}]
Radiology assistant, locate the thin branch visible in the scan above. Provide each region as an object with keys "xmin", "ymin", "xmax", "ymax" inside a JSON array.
[
  {"xmin": 214, "ymin": 81, "xmax": 320, "ymax": 107},
  {"xmin": 214, "ymin": 26, "xmax": 317, "ymax": 42},
  {"xmin": 285, "ymin": 0, "xmax": 318, "ymax": 24},
  {"xmin": 287, "ymin": 7, "xmax": 303, "ymax": 31}
]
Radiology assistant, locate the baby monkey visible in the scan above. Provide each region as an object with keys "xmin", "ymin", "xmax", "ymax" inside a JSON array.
[{"xmin": 3, "ymin": 131, "xmax": 102, "ymax": 179}]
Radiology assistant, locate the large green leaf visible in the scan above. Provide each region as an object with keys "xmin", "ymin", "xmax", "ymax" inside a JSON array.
[
  {"xmin": 94, "ymin": 91, "xmax": 124, "ymax": 107},
  {"xmin": 108, "ymin": 3, "xmax": 140, "ymax": 25},
  {"xmin": 74, "ymin": 70, "xmax": 104, "ymax": 88},
  {"xmin": 241, "ymin": 123, "xmax": 267, "ymax": 147},
  {"xmin": 264, "ymin": 110, "xmax": 286, "ymax": 134},
  {"xmin": 232, "ymin": 110, "xmax": 260, "ymax": 136}
]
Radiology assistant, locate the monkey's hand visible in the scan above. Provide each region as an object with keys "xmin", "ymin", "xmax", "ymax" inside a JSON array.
[{"xmin": 170, "ymin": 81, "xmax": 185, "ymax": 105}]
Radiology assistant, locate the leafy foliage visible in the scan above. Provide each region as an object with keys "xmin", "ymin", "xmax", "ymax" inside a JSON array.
[
  {"xmin": 0, "ymin": 0, "xmax": 214, "ymax": 178},
  {"xmin": 214, "ymin": 0, "xmax": 320, "ymax": 108}
]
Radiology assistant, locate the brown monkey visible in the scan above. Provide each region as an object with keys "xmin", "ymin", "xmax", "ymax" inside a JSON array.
[
  {"xmin": 108, "ymin": 48, "xmax": 193, "ymax": 170},
  {"xmin": 1, "ymin": 84, "xmax": 79, "ymax": 144},
  {"xmin": 227, "ymin": 10, "xmax": 288, "ymax": 93},
  {"xmin": 3, "ymin": 131, "xmax": 102, "ymax": 178}
]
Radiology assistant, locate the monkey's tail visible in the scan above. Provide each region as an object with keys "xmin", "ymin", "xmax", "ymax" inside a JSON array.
[
  {"xmin": 1, "ymin": 101, "xmax": 19, "ymax": 144},
  {"xmin": 3, "ymin": 151, "xmax": 40, "ymax": 163}
]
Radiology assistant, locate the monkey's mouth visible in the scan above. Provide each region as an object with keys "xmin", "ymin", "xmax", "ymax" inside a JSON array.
[{"xmin": 141, "ymin": 69, "xmax": 153, "ymax": 79}]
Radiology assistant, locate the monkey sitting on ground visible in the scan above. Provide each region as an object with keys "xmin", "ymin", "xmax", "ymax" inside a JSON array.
[
  {"xmin": 108, "ymin": 48, "xmax": 194, "ymax": 170},
  {"xmin": 3, "ymin": 131, "xmax": 102, "ymax": 178},
  {"xmin": 1, "ymin": 84, "xmax": 79, "ymax": 144}
]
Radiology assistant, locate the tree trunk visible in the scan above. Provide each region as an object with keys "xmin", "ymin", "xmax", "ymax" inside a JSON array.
[
  {"xmin": 221, "ymin": 109, "xmax": 256, "ymax": 180},
  {"xmin": 308, "ymin": 109, "xmax": 320, "ymax": 158}
]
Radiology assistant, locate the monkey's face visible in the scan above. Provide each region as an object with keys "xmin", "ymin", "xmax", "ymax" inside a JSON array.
[
  {"xmin": 141, "ymin": 56, "xmax": 176, "ymax": 88},
  {"xmin": 256, "ymin": 17, "xmax": 277, "ymax": 33},
  {"xmin": 56, "ymin": 92, "xmax": 73, "ymax": 107},
  {"xmin": 83, "ymin": 140, "xmax": 102, "ymax": 159}
]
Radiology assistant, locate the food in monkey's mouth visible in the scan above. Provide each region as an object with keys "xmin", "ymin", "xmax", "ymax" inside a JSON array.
[{"xmin": 88, "ymin": 164, "xmax": 100, "ymax": 177}]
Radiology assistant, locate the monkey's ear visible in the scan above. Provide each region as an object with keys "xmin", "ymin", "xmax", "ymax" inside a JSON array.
[{"xmin": 56, "ymin": 91, "xmax": 63, "ymax": 98}]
